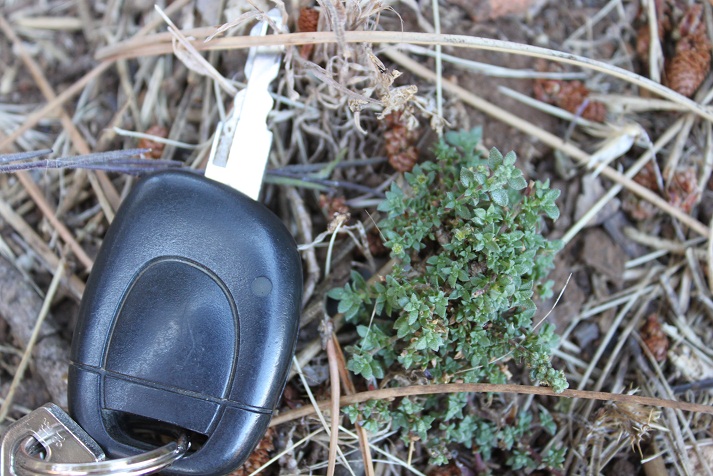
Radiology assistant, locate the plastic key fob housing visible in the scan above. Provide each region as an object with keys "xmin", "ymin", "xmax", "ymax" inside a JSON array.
[{"xmin": 68, "ymin": 170, "xmax": 302, "ymax": 475}]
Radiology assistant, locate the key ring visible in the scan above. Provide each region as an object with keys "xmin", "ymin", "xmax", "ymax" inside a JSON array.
[{"xmin": 13, "ymin": 433, "xmax": 189, "ymax": 476}]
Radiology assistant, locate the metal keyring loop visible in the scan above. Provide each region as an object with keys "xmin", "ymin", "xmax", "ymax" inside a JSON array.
[{"xmin": 14, "ymin": 434, "xmax": 189, "ymax": 476}]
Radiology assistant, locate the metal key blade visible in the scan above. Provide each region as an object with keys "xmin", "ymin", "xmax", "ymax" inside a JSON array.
[
  {"xmin": 206, "ymin": 9, "xmax": 284, "ymax": 200},
  {"xmin": 1, "ymin": 403, "xmax": 104, "ymax": 476}
]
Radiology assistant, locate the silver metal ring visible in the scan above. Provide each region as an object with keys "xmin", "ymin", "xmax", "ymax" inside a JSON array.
[{"xmin": 14, "ymin": 434, "xmax": 189, "ymax": 476}]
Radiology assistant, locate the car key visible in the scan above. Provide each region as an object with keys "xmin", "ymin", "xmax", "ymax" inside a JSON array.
[
  {"xmin": 1, "ymin": 403, "xmax": 105, "ymax": 476},
  {"xmin": 68, "ymin": 10, "xmax": 302, "ymax": 476},
  {"xmin": 1, "ymin": 404, "xmax": 187, "ymax": 475}
]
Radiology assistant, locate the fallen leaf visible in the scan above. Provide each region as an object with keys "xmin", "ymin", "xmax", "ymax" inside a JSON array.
[
  {"xmin": 581, "ymin": 228, "xmax": 627, "ymax": 287},
  {"xmin": 575, "ymin": 174, "xmax": 621, "ymax": 226}
]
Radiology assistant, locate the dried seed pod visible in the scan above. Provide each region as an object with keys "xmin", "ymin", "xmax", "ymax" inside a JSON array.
[
  {"xmin": 383, "ymin": 112, "xmax": 420, "ymax": 172},
  {"xmin": 327, "ymin": 211, "xmax": 350, "ymax": 233},
  {"xmin": 665, "ymin": 4, "xmax": 711, "ymax": 97},
  {"xmin": 533, "ymin": 79, "xmax": 606, "ymax": 122},
  {"xmin": 640, "ymin": 314, "xmax": 669, "ymax": 362},
  {"xmin": 297, "ymin": 7, "xmax": 319, "ymax": 59},
  {"xmin": 319, "ymin": 194, "xmax": 350, "ymax": 218},
  {"xmin": 137, "ymin": 125, "xmax": 168, "ymax": 159}
]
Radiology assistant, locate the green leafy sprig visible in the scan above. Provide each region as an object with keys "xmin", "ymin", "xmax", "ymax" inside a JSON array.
[{"xmin": 329, "ymin": 128, "xmax": 567, "ymax": 468}]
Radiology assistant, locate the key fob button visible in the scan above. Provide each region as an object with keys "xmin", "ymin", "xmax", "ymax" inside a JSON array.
[
  {"xmin": 106, "ymin": 258, "xmax": 237, "ymax": 396},
  {"xmin": 69, "ymin": 171, "xmax": 302, "ymax": 475},
  {"xmin": 102, "ymin": 258, "xmax": 236, "ymax": 435}
]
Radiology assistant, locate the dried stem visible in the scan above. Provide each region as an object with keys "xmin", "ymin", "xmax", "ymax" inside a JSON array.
[
  {"xmin": 325, "ymin": 330, "xmax": 340, "ymax": 476},
  {"xmin": 96, "ymin": 30, "xmax": 713, "ymax": 123},
  {"xmin": 270, "ymin": 382, "xmax": 713, "ymax": 428}
]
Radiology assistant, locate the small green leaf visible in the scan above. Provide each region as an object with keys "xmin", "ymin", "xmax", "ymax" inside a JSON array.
[
  {"xmin": 490, "ymin": 189, "xmax": 509, "ymax": 206},
  {"xmin": 543, "ymin": 203, "xmax": 560, "ymax": 220},
  {"xmin": 342, "ymin": 404, "xmax": 360, "ymax": 423},
  {"xmin": 488, "ymin": 148, "xmax": 504, "ymax": 169},
  {"xmin": 370, "ymin": 359, "xmax": 385, "ymax": 379},
  {"xmin": 539, "ymin": 405, "xmax": 556, "ymax": 435},
  {"xmin": 327, "ymin": 287, "xmax": 345, "ymax": 299},
  {"xmin": 445, "ymin": 127, "xmax": 482, "ymax": 152},
  {"xmin": 503, "ymin": 150, "xmax": 517, "ymax": 166},
  {"xmin": 508, "ymin": 175, "xmax": 527, "ymax": 190},
  {"xmin": 460, "ymin": 167, "xmax": 475, "ymax": 187}
]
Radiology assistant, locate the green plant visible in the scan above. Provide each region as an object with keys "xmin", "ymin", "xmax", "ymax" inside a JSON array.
[{"xmin": 329, "ymin": 128, "xmax": 567, "ymax": 468}]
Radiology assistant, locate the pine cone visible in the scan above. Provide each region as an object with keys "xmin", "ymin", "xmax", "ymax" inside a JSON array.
[
  {"xmin": 632, "ymin": 161, "xmax": 660, "ymax": 191},
  {"xmin": 635, "ymin": 25, "xmax": 653, "ymax": 65},
  {"xmin": 388, "ymin": 149, "xmax": 419, "ymax": 173},
  {"xmin": 641, "ymin": 314, "xmax": 669, "ymax": 362},
  {"xmin": 665, "ymin": 5, "xmax": 711, "ymax": 97},
  {"xmin": 384, "ymin": 126, "xmax": 409, "ymax": 156},
  {"xmin": 533, "ymin": 79, "xmax": 605, "ymax": 122},
  {"xmin": 383, "ymin": 112, "xmax": 419, "ymax": 172},
  {"xmin": 624, "ymin": 164, "xmax": 660, "ymax": 220},
  {"xmin": 665, "ymin": 38, "xmax": 711, "ymax": 97}
]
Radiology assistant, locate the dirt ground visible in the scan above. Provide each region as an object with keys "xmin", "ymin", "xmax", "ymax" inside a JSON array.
[{"xmin": 1, "ymin": 0, "xmax": 713, "ymax": 474}]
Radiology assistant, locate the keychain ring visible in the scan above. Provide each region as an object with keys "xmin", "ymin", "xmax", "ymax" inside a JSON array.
[{"xmin": 14, "ymin": 433, "xmax": 189, "ymax": 476}]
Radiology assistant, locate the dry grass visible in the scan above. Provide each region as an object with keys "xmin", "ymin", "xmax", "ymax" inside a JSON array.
[{"xmin": 1, "ymin": 0, "xmax": 713, "ymax": 474}]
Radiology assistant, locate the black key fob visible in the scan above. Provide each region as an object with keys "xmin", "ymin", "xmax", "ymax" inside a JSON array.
[{"xmin": 68, "ymin": 170, "xmax": 302, "ymax": 475}]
